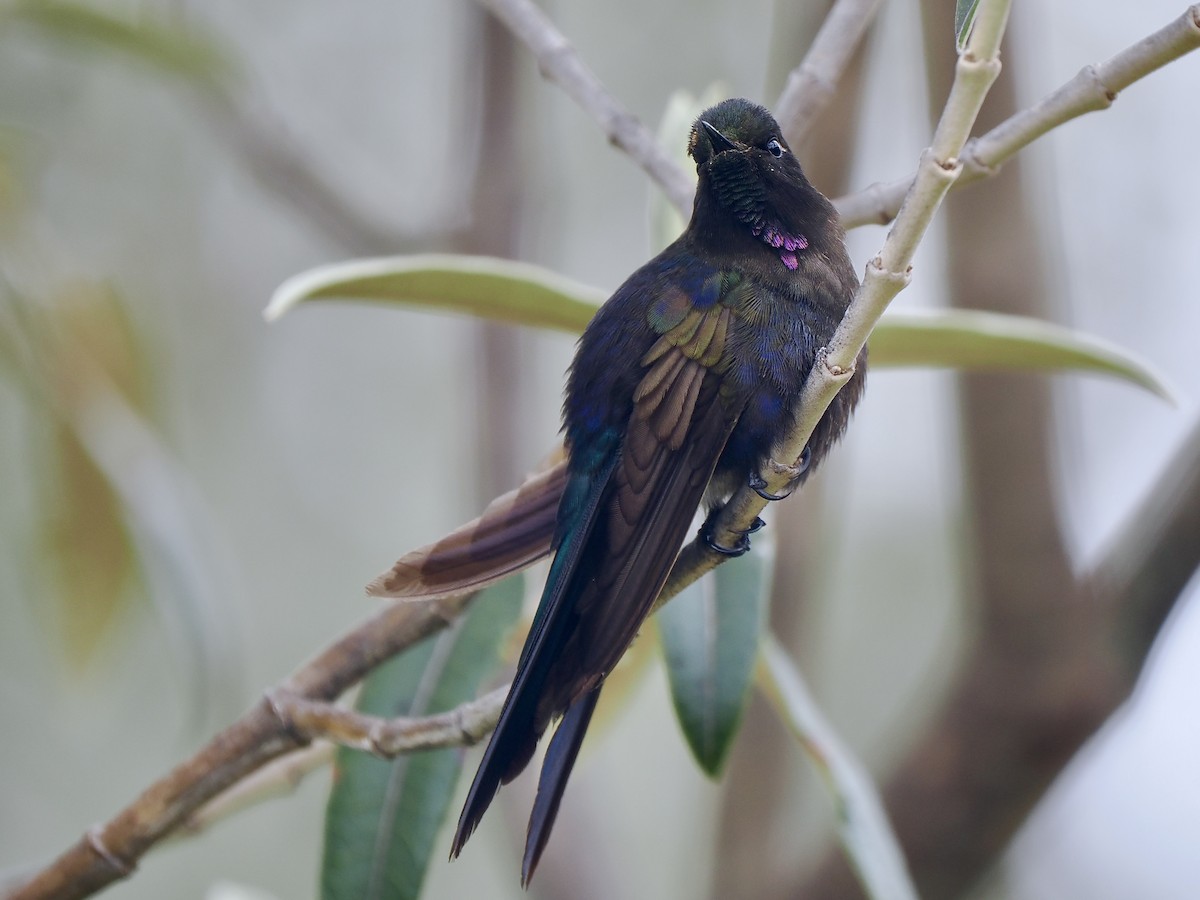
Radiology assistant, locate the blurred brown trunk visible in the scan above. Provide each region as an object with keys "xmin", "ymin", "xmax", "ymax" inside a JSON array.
[
  {"xmin": 457, "ymin": 11, "xmax": 527, "ymax": 503},
  {"xmin": 708, "ymin": 5, "xmax": 869, "ymax": 897}
]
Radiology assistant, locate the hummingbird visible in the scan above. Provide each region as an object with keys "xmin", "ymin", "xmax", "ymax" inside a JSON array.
[{"xmin": 450, "ymin": 97, "xmax": 865, "ymax": 883}]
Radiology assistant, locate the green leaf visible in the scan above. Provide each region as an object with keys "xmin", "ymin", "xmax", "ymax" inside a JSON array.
[
  {"xmin": 658, "ymin": 540, "xmax": 772, "ymax": 776},
  {"xmin": 321, "ymin": 576, "xmax": 524, "ymax": 900},
  {"xmin": 266, "ymin": 254, "xmax": 604, "ymax": 334},
  {"xmin": 649, "ymin": 85, "xmax": 724, "ymax": 253},
  {"xmin": 955, "ymin": 0, "xmax": 982, "ymax": 49},
  {"xmin": 871, "ymin": 309, "xmax": 1174, "ymax": 400},
  {"xmin": 3, "ymin": 0, "xmax": 235, "ymax": 89},
  {"xmin": 268, "ymin": 255, "xmax": 1172, "ymax": 399},
  {"xmin": 758, "ymin": 634, "xmax": 918, "ymax": 900}
]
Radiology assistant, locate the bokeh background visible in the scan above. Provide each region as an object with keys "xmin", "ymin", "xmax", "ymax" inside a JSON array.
[{"xmin": 1, "ymin": 1, "xmax": 1198, "ymax": 898}]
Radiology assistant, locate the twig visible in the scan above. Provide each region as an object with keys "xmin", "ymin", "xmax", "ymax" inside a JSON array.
[
  {"xmin": 4, "ymin": 590, "xmax": 480, "ymax": 900},
  {"xmin": 474, "ymin": 0, "xmax": 695, "ymax": 217},
  {"xmin": 8, "ymin": 6, "xmax": 1198, "ymax": 900},
  {"xmin": 757, "ymin": 635, "xmax": 917, "ymax": 900},
  {"xmin": 775, "ymin": 0, "xmax": 886, "ymax": 147},
  {"xmin": 176, "ymin": 686, "xmax": 511, "ymax": 838},
  {"xmin": 664, "ymin": 0, "xmax": 1011, "ymax": 592},
  {"xmin": 266, "ymin": 686, "xmax": 508, "ymax": 757},
  {"xmin": 175, "ymin": 744, "xmax": 334, "ymax": 839},
  {"xmin": 835, "ymin": 4, "xmax": 1200, "ymax": 228},
  {"xmin": 199, "ymin": 92, "xmax": 421, "ymax": 255}
]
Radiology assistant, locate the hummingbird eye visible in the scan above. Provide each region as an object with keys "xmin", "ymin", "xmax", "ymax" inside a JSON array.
[{"xmin": 766, "ymin": 139, "xmax": 784, "ymax": 159}]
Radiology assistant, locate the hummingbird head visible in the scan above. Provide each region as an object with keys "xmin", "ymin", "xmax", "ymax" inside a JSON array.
[{"xmin": 688, "ymin": 99, "xmax": 836, "ymax": 270}]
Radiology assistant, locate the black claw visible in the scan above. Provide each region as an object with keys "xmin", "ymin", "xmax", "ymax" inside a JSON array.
[
  {"xmin": 749, "ymin": 472, "xmax": 792, "ymax": 502},
  {"xmin": 735, "ymin": 516, "xmax": 766, "ymax": 535},
  {"xmin": 699, "ymin": 510, "xmax": 752, "ymax": 557},
  {"xmin": 751, "ymin": 447, "xmax": 812, "ymax": 501}
]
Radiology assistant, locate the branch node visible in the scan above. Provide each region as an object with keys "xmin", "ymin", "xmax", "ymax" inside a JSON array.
[
  {"xmin": 959, "ymin": 137, "xmax": 1001, "ymax": 179},
  {"xmin": 365, "ymin": 720, "xmax": 390, "ymax": 758},
  {"xmin": 766, "ymin": 456, "xmax": 805, "ymax": 481},
  {"xmin": 85, "ymin": 826, "xmax": 134, "ymax": 878},
  {"xmin": 262, "ymin": 688, "xmax": 307, "ymax": 745}
]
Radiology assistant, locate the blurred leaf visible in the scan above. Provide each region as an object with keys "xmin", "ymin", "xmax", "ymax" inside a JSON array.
[
  {"xmin": 50, "ymin": 281, "xmax": 149, "ymax": 409},
  {"xmin": 1, "ymin": 279, "xmax": 242, "ymax": 716},
  {"xmin": 321, "ymin": 576, "xmax": 524, "ymax": 900},
  {"xmin": 0, "ymin": 130, "xmax": 24, "ymax": 227},
  {"xmin": 270, "ymin": 257, "xmax": 1171, "ymax": 398},
  {"xmin": 872, "ymin": 308, "xmax": 1174, "ymax": 400},
  {"xmin": 38, "ymin": 423, "xmax": 137, "ymax": 668},
  {"xmin": 649, "ymin": 85, "xmax": 724, "ymax": 253},
  {"xmin": 3, "ymin": 0, "xmax": 234, "ymax": 89},
  {"xmin": 30, "ymin": 284, "xmax": 148, "ymax": 668},
  {"xmin": 758, "ymin": 633, "xmax": 918, "ymax": 900},
  {"xmin": 659, "ymin": 540, "xmax": 772, "ymax": 776},
  {"xmin": 955, "ymin": 0, "xmax": 982, "ymax": 49},
  {"xmin": 266, "ymin": 254, "xmax": 605, "ymax": 334}
]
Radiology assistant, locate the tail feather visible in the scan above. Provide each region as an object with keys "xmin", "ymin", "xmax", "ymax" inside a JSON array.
[
  {"xmin": 451, "ymin": 460, "xmax": 618, "ymax": 860},
  {"xmin": 521, "ymin": 688, "xmax": 601, "ymax": 885},
  {"xmin": 450, "ymin": 683, "xmax": 541, "ymax": 858}
]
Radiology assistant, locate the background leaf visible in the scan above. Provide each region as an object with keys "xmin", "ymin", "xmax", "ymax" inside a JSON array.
[
  {"xmin": 268, "ymin": 256, "xmax": 1171, "ymax": 398},
  {"xmin": 871, "ymin": 308, "xmax": 1174, "ymax": 400},
  {"xmin": 955, "ymin": 0, "xmax": 982, "ymax": 49},
  {"xmin": 758, "ymin": 634, "xmax": 918, "ymax": 900},
  {"xmin": 658, "ymin": 540, "xmax": 772, "ymax": 776},
  {"xmin": 2, "ymin": 0, "xmax": 234, "ymax": 89},
  {"xmin": 649, "ymin": 85, "xmax": 724, "ymax": 253},
  {"xmin": 266, "ymin": 254, "xmax": 604, "ymax": 334},
  {"xmin": 321, "ymin": 576, "xmax": 524, "ymax": 900}
]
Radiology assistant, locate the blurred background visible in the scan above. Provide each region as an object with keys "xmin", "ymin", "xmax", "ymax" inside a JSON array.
[{"xmin": 1, "ymin": 1, "xmax": 1198, "ymax": 898}]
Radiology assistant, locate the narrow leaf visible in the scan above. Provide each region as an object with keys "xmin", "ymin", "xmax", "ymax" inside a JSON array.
[
  {"xmin": 659, "ymin": 538, "xmax": 772, "ymax": 776},
  {"xmin": 321, "ymin": 576, "xmax": 524, "ymax": 900},
  {"xmin": 871, "ymin": 308, "xmax": 1174, "ymax": 400},
  {"xmin": 649, "ymin": 85, "xmax": 723, "ymax": 253},
  {"xmin": 955, "ymin": 0, "xmax": 982, "ymax": 49},
  {"xmin": 758, "ymin": 634, "xmax": 918, "ymax": 900},
  {"xmin": 266, "ymin": 254, "xmax": 604, "ymax": 334},
  {"xmin": 268, "ymin": 255, "xmax": 1170, "ymax": 399}
]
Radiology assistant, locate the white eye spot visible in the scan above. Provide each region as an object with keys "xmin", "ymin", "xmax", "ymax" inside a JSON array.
[{"xmin": 766, "ymin": 139, "xmax": 784, "ymax": 158}]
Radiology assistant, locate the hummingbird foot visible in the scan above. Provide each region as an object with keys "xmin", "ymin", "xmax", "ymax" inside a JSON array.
[
  {"xmin": 749, "ymin": 471, "xmax": 793, "ymax": 502},
  {"xmin": 750, "ymin": 446, "xmax": 812, "ymax": 501},
  {"xmin": 699, "ymin": 513, "xmax": 765, "ymax": 557}
]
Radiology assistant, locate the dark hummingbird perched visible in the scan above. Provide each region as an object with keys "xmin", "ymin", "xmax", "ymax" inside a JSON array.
[{"xmin": 450, "ymin": 98, "xmax": 865, "ymax": 883}]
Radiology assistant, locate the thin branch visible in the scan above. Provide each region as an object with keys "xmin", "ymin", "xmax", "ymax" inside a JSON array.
[
  {"xmin": 474, "ymin": 0, "xmax": 695, "ymax": 217},
  {"xmin": 174, "ymin": 687, "xmax": 512, "ymax": 838},
  {"xmin": 266, "ymin": 686, "xmax": 507, "ymax": 757},
  {"xmin": 757, "ymin": 635, "xmax": 917, "ymax": 900},
  {"xmin": 663, "ymin": 0, "xmax": 1011, "ymax": 594},
  {"xmin": 8, "ymin": 7, "xmax": 1199, "ymax": 900},
  {"xmin": 198, "ymin": 92, "xmax": 425, "ymax": 255},
  {"xmin": 5, "ymin": 590, "xmax": 480, "ymax": 900},
  {"xmin": 835, "ymin": 4, "xmax": 1200, "ymax": 228},
  {"xmin": 774, "ymin": 0, "xmax": 886, "ymax": 148},
  {"xmin": 175, "ymin": 744, "xmax": 333, "ymax": 840}
]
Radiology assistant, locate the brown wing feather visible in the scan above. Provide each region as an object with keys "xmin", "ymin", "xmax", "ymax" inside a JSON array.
[
  {"xmin": 539, "ymin": 344, "xmax": 741, "ymax": 717},
  {"xmin": 367, "ymin": 457, "xmax": 565, "ymax": 600}
]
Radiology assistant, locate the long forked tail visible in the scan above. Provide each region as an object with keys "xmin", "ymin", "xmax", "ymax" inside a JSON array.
[
  {"xmin": 521, "ymin": 687, "xmax": 602, "ymax": 885},
  {"xmin": 450, "ymin": 682, "xmax": 541, "ymax": 859}
]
